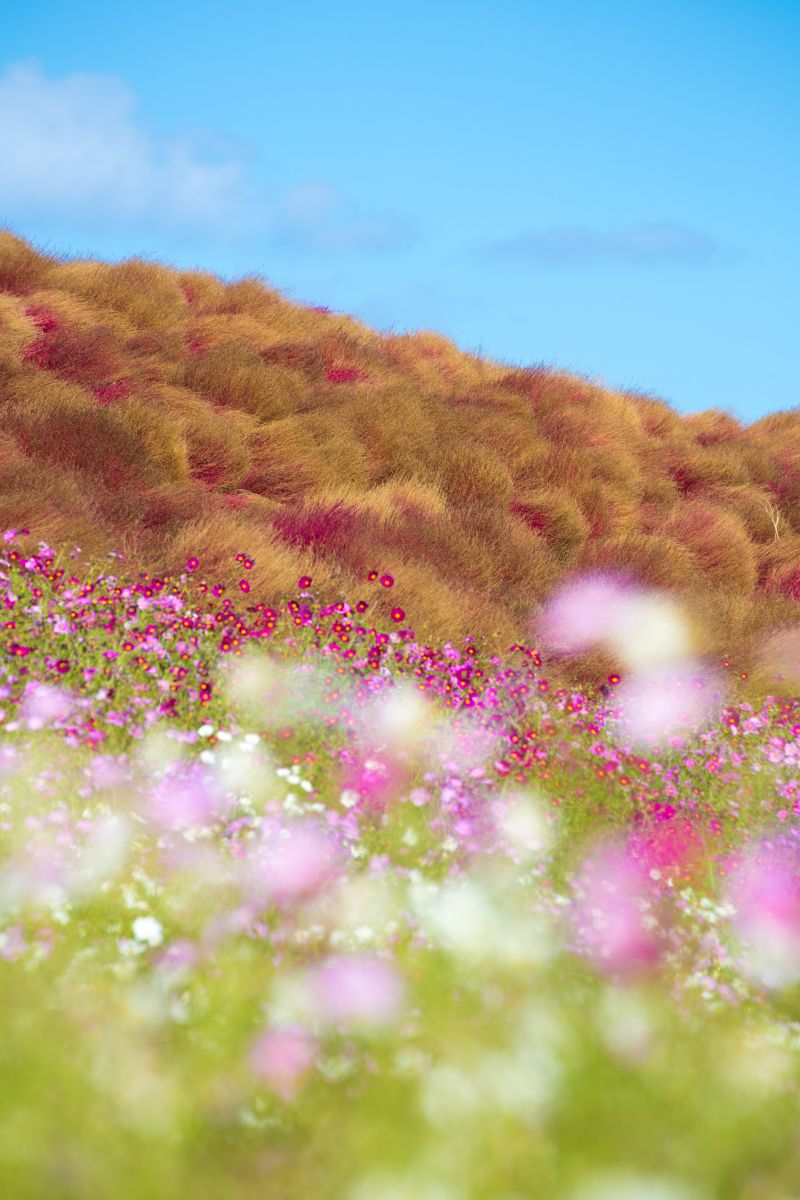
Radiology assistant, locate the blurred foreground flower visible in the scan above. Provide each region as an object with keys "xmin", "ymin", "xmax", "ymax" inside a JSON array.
[
  {"xmin": 248, "ymin": 818, "xmax": 341, "ymax": 905},
  {"xmin": 249, "ymin": 1025, "xmax": 317, "ymax": 1101},
  {"xmin": 535, "ymin": 572, "xmax": 694, "ymax": 673},
  {"xmin": 535, "ymin": 572, "xmax": 636, "ymax": 656},
  {"xmin": 309, "ymin": 955, "xmax": 405, "ymax": 1028},
  {"xmin": 727, "ymin": 841, "xmax": 800, "ymax": 990},
  {"xmin": 607, "ymin": 661, "xmax": 726, "ymax": 750},
  {"xmin": 572, "ymin": 842, "xmax": 662, "ymax": 980}
]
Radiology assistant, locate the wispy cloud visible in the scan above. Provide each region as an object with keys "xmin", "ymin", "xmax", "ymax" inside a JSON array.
[
  {"xmin": 0, "ymin": 60, "xmax": 256, "ymax": 233},
  {"xmin": 269, "ymin": 180, "xmax": 422, "ymax": 256},
  {"xmin": 0, "ymin": 60, "xmax": 420, "ymax": 254},
  {"xmin": 475, "ymin": 222, "xmax": 724, "ymax": 267}
]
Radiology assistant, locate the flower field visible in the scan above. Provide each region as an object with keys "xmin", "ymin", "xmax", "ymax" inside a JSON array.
[{"xmin": 3, "ymin": 526, "xmax": 800, "ymax": 1199}]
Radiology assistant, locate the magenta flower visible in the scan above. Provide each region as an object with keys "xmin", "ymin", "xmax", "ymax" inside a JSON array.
[{"xmin": 340, "ymin": 747, "xmax": 412, "ymax": 811}]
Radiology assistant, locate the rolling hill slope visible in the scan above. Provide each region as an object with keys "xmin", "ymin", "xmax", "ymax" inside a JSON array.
[{"xmin": 1, "ymin": 228, "xmax": 799, "ymax": 700}]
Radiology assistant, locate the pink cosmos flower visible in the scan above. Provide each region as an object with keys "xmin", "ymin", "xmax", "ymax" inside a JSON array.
[
  {"xmin": 249, "ymin": 1026, "xmax": 317, "ymax": 1100},
  {"xmin": 145, "ymin": 759, "xmax": 227, "ymax": 830},
  {"xmin": 609, "ymin": 662, "xmax": 725, "ymax": 751},
  {"xmin": 629, "ymin": 816, "xmax": 706, "ymax": 878},
  {"xmin": 727, "ymin": 842, "xmax": 800, "ymax": 989},
  {"xmin": 534, "ymin": 572, "xmax": 635, "ymax": 656},
  {"xmin": 19, "ymin": 682, "xmax": 76, "ymax": 730},
  {"xmin": 340, "ymin": 747, "xmax": 412, "ymax": 811},
  {"xmin": 253, "ymin": 818, "xmax": 341, "ymax": 905},
  {"xmin": 573, "ymin": 843, "xmax": 662, "ymax": 979},
  {"xmin": 309, "ymin": 955, "xmax": 405, "ymax": 1027}
]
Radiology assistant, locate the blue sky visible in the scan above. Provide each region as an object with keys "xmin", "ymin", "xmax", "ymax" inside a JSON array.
[{"xmin": 2, "ymin": 0, "xmax": 798, "ymax": 421}]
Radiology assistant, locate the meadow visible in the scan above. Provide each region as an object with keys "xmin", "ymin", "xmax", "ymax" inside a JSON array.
[
  {"xmin": 1, "ymin": 528, "xmax": 800, "ymax": 1199},
  {"xmin": 3, "ymin": 230, "xmax": 800, "ymax": 1197}
]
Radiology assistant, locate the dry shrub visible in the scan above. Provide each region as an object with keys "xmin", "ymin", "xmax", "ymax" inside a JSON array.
[
  {"xmin": 577, "ymin": 532, "xmax": 696, "ymax": 593},
  {"xmin": 705, "ymin": 485, "xmax": 786, "ymax": 544},
  {"xmin": 662, "ymin": 500, "xmax": 757, "ymax": 594},
  {"xmin": 748, "ymin": 622, "xmax": 800, "ymax": 699},
  {"xmin": 366, "ymin": 554, "xmax": 481, "ymax": 650},
  {"xmin": 749, "ymin": 409, "xmax": 800, "ymax": 443},
  {"xmin": 0, "ymin": 456, "xmax": 113, "ymax": 563},
  {"xmin": 242, "ymin": 417, "xmax": 328, "ymax": 502},
  {"xmin": 764, "ymin": 561, "xmax": 800, "ymax": 604},
  {"xmin": 16, "ymin": 286, "xmax": 137, "ymax": 345},
  {"xmin": 629, "ymin": 393, "xmax": 684, "ymax": 439},
  {"xmin": 309, "ymin": 476, "xmax": 448, "ymax": 529},
  {"xmin": 578, "ymin": 477, "xmax": 642, "ymax": 540},
  {"xmin": 340, "ymin": 389, "xmax": 439, "ymax": 485},
  {"xmin": 509, "ymin": 487, "xmax": 589, "ymax": 563},
  {"xmin": 510, "ymin": 442, "xmax": 640, "ymax": 497},
  {"xmin": 219, "ymin": 276, "xmax": 286, "ymax": 318},
  {"xmin": 134, "ymin": 479, "xmax": 217, "ymax": 537},
  {"xmin": 1, "ymin": 372, "xmax": 164, "ymax": 490},
  {"xmin": 507, "ymin": 441, "xmax": 553, "ymax": 490},
  {"xmin": 0, "ymin": 231, "xmax": 56, "ymax": 295},
  {"xmin": 637, "ymin": 472, "xmax": 681, "ymax": 511},
  {"xmin": 0, "ymin": 294, "xmax": 36, "ymax": 377},
  {"xmin": 176, "ymin": 403, "xmax": 254, "ymax": 490},
  {"xmin": 295, "ymin": 410, "xmax": 372, "ymax": 489},
  {"xmin": 49, "ymin": 258, "xmax": 185, "ymax": 334},
  {"xmin": 434, "ymin": 444, "xmax": 514, "ymax": 507},
  {"xmin": 184, "ymin": 313, "xmax": 291, "ymax": 358},
  {"xmin": 183, "ymin": 340, "xmax": 305, "ymax": 421},
  {"xmin": 683, "ymin": 408, "xmax": 745, "ymax": 447},
  {"xmin": 259, "ymin": 340, "xmax": 327, "ymax": 383},
  {"xmin": 363, "ymin": 505, "xmax": 498, "ymax": 595},
  {"xmin": 383, "ymin": 331, "xmax": 487, "ymax": 395},
  {"xmin": 452, "ymin": 502, "xmax": 559, "ymax": 603},
  {"xmin": 21, "ymin": 320, "xmax": 125, "ymax": 391},
  {"xmin": 664, "ymin": 441, "xmax": 749, "ymax": 494},
  {"xmin": 537, "ymin": 385, "xmax": 644, "ymax": 452},
  {"xmin": 112, "ymin": 397, "xmax": 191, "ymax": 485},
  {"xmin": 177, "ymin": 270, "xmax": 228, "ymax": 313},
  {"xmin": 0, "ymin": 430, "xmax": 22, "ymax": 477},
  {"xmin": 498, "ymin": 511, "xmax": 562, "ymax": 600},
  {"xmin": 271, "ymin": 500, "xmax": 380, "ymax": 578},
  {"xmin": 756, "ymin": 535, "xmax": 800, "ymax": 589}
]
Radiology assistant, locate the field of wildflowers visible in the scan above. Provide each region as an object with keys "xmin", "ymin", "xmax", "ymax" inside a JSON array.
[{"xmin": 4, "ymin": 524, "xmax": 800, "ymax": 1198}]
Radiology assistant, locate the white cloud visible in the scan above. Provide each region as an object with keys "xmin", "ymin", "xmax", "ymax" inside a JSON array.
[
  {"xmin": 0, "ymin": 60, "xmax": 252, "ymax": 232},
  {"xmin": 0, "ymin": 60, "xmax": 419, "ymax": 254}
]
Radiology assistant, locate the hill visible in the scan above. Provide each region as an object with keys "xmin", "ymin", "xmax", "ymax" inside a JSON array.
[{"xmin": 1, "ymin": 228, "xmax": 799, "ymax": 702}]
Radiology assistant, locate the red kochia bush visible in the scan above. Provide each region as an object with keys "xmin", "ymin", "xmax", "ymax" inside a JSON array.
[
  {"xmin": 326, "ymin": 367, "xmax": 366, "ymax": 384},
  {"xmin": 21, "ymin": 322, "xmax": 123, "ymax": 391},
  {"xmin": 272, "ymin": 500, "xmax": 367, "ymax": 555}
]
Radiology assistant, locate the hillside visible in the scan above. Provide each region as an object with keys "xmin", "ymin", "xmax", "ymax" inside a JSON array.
[{"xmin": 1, "ymin": 228, "xmax": 799, "ymax": 702}]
